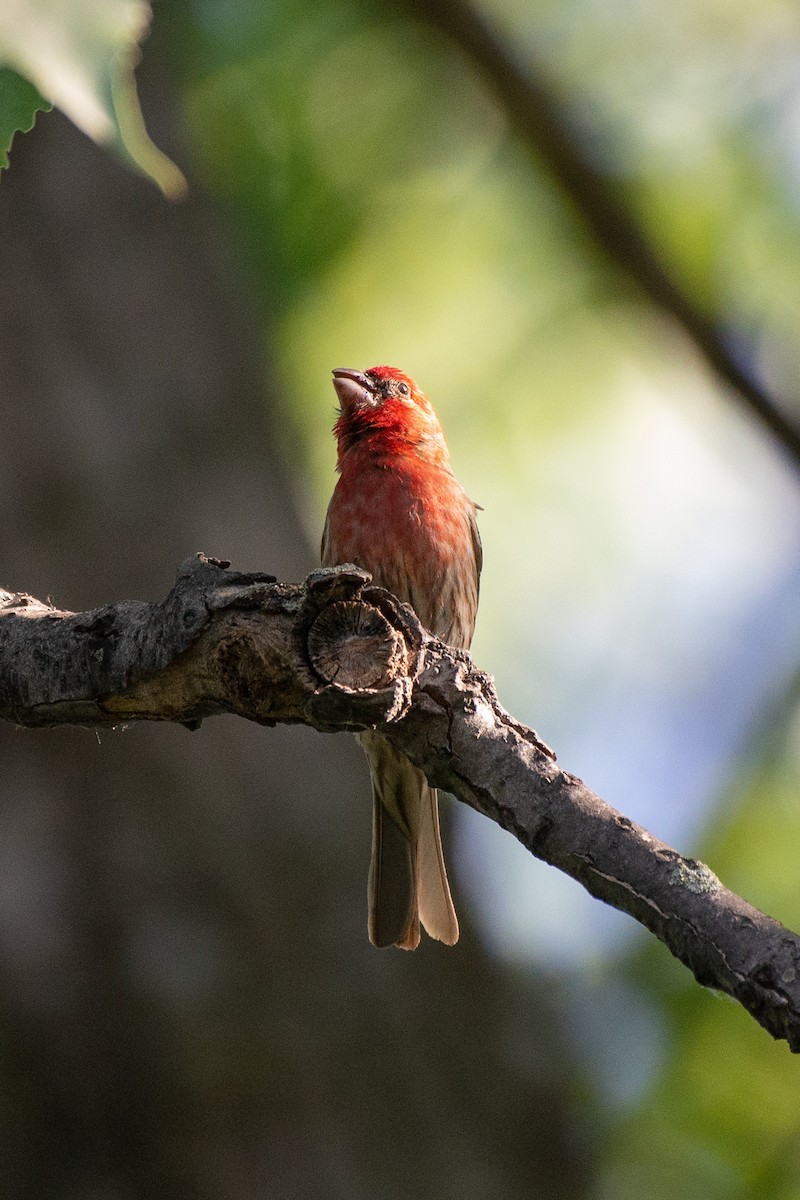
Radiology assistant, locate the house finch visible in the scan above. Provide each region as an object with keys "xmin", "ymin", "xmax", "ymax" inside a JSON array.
[{"xmin": 322, "ymin": 366, "xmax": 482, "ymax": 949}]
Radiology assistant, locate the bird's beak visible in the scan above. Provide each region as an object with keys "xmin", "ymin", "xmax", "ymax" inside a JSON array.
[{"xmin": 332, "ymin": 368, "xmax": 377, "ymax": 411}]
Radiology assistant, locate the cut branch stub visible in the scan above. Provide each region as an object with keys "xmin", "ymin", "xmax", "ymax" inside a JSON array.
[
  {"xmin": 308, "ymin": 600, "xmax": 406, "ymax": 690},
  {"xmin": 303, "ymin": 586, "xmax": 423, "ymax": 732}
]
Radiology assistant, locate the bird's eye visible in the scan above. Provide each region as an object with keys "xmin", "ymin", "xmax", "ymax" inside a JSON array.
[{"xmin": 398, "ymin": 382, "xmax": 409, "ymax": 396}]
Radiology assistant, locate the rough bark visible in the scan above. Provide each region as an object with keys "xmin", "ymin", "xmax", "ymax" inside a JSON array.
[{"xmin": 4, "ymin": 555, "xmax": 799, "ymax": 1050}]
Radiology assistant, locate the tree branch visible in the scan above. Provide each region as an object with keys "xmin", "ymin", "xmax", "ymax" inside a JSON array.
[
  {"xmin": 2, "ymin": 555, "xmax": 799, "ymax": 1049},
  {"xmin": 400, "ymin": 0, "xmax": 800, "ymax": 469}
]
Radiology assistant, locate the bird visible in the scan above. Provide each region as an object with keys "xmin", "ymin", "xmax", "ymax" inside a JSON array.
[{"xmin": 322, "ymin": 365, "xmax": 482, "ymax": 948}]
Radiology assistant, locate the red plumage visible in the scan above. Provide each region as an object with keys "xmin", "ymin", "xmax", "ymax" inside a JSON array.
[{"xmin": 322, "ymin": 366, "xmax": 481, "ymax": 948}]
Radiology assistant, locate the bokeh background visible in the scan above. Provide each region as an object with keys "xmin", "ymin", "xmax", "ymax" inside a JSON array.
[{"xmin": 2, "ymin": 0, "xmax": 800, "ymax": 1195}]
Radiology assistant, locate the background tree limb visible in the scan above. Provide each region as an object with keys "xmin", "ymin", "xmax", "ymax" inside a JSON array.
[
  {"xmin": 3, "ymin": 554, "xmax": 800, "ymax": 1050},
  {"xmin": 401, "ymin": 0, "xmax": 800, "ymax": 468}
]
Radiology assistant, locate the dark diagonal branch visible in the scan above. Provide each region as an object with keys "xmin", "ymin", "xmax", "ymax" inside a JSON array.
[
  {"xmin": 2, "ymin": 555, "xmax": 800, "ymax": 1048},
  {"xmin": 400, "ymin": 0, "xmax": 800, "ymax": 468}
]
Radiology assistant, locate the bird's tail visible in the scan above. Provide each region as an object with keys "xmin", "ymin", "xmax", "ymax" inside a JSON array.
[{"xmin": 359, "ymin": 731, "xmax": 459, "ymax": 950}]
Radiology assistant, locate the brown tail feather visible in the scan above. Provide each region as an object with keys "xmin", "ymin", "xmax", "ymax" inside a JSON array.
[
  {"xmin": 417, "ymin": 785, "xmax": 459, "ymax": 945},
  {"xmin": 360, "ymin": 730, "xmax": 458, "ymax": 949},
  {"xmin": 368, "ymin": 794, "xmax": 418, "ymax": 949}
]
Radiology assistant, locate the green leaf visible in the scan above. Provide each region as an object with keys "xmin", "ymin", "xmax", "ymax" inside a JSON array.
[
  {"xmin": 0, "ymin": 0, "xmax": 185, "ymax": 197},
  {"xmin": 0, "ymin": 66, "xmax": 50, "ymax": 170}
]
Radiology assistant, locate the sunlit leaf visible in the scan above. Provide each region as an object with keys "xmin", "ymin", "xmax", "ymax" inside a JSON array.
[{"xmin": 0, "ymin": 0, "xmax": 185, "ymax": 195}]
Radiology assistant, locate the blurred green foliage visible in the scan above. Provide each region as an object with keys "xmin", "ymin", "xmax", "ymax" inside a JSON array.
[
  {"xmin": 605, "ymin": 703, "xmax": 800, "ymax": 1199},
  {"xmin": 0, "ymin": 68, "xmax": 49, "ymax": 170}
]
